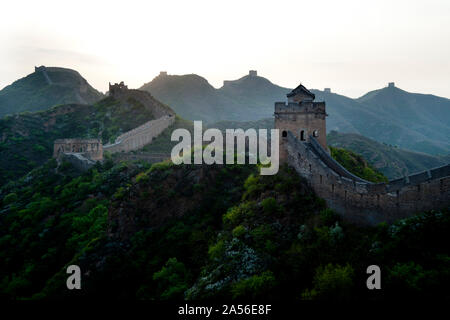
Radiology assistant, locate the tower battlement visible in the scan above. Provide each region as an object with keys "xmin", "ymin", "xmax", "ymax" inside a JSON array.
[
  {"xmin": 53, "ymin": 138, "xmax": 103, "ymax": 161},
  {"xmin": 273, "ymin": 82, "xmax": 450, "ymax": 225},
  {"xmin": 35, "ymin": 65, "xmax": 46, "ymax": 72},
  {"xmin": 275, "ymin": 101, "xmax": 326, "ymax": 114},
  {"xmin": 109, "ymin": 81, "xmax": 128, "ymax": 96},
  {"xmin": 275, "ymin": 83, "xmax": 327, "ymax": 162}
]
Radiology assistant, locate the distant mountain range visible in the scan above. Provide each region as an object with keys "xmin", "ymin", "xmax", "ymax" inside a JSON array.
[
  {"xmin": 0, "ymin": 66, "xmax": 104, "ymax": 117},
  {"xmin": 312, "ymin": 86, "xmax": 450, "ymax": 155},
  {"xmin": 140, "ymin": 71, "xmax": 289, "ymax": 123},
  {"xmin": 1, "ymin": 68, "xmax": 449, "ymax": 157},
  {"xmin": 141, "ymin": 71, "xmax": 450, "ymax": 155}
]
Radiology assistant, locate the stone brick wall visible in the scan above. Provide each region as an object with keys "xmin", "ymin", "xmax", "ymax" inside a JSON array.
[
  {"xmin": 275, "ymin": 101, "xmax": 327, "ymax": 162},
  {"xmin": 113, "ymin": 153, "xmax": 170, "ymax": 163},
  {"xmin": 52, "ymin": 85, "xmax": 176, "ymax": 170},
  {"xmin": 53, "ymin": 138, "xmax": 103, "ymax": 160},
  {"xmin": 103, "ymin": 115, "xmax": 175, "ymax": 153},
  {"xmin": 286, "ymin": 132, "xmax": 450, "ymax": 225}
]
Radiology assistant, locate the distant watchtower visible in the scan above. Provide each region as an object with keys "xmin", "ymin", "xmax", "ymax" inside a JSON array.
[
  {"xmin": 274, "ymin": 84, "xmax": 327, "ymax": 162},
  {"xmin": 109, "ymin": 81, "xmax": 128, "ymax": 97}
]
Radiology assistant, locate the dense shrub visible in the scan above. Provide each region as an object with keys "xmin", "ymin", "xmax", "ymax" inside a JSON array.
[
  {"xmin": 231, "ymin": 271, "xmax": 277, "ymax": 299},
  {"xmin": 330, "ymin": 146, "xmax": 388, "ymax": 182},
  {"xmin": 302, "ymin": 264, "xmax": 354, "ymax": 300}
]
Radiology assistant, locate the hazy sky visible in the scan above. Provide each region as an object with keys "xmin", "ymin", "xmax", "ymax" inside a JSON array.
[{"xmin": 1, "ymin": 0, "xmax": 449, "ymax": 98}]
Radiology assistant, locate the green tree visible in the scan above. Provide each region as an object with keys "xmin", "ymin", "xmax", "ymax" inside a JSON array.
[
  {"xmin": 3, "ymin": 193, "xmax": 18, "ymax": 205},
  {"xmin": 231, "ymin": 271, "xmax": 277, "ymax": 300},
  {"xmin": 153, "ymin": 257, "xmax": 191, "ymax": 300},
  {"xmin": 388, "ymin": 262, "xmax": 439, "ymax": 295},
  {"xmin": 302, "ymin": 263, "xmax": 354, "ymax": 300}
]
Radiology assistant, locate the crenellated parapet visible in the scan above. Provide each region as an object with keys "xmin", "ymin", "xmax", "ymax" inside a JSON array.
[
  {"xmin": 103, "ymin": 115, "xmax": 175, "ymax": 153},
  {"xmin": 275, "ymin": 101, "xmax": 326, "ymax": 116},
  {"xmin": 53, "ymin": 138, "xmax": 103, "ymax": 161},
  {"xmin": 286, "ymin": 132, "xmax": 450, "ymax": 225},
  {"xmin": 274, "ymin": 82, "xmax": 450, "ymax": 224},
  {"xmin": 109, "ymin": 81, "xmax": 128, "ymax": 96},
  {"xmin": 275, "ymin": 83, "xmax": 328, "ymax": 162}
]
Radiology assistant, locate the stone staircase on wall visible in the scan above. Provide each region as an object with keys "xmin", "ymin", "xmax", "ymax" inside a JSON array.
[{"xmin": 286, "ymin": 132, "xmax": 450, "ymax": 225}]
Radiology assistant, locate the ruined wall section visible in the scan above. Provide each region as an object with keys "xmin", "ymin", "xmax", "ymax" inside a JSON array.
[
  {"xmin": 53, "ymin": 138, "xmax": 103, "ymax": 160},
  {"xmin": 103, "ymin": 115, "xmax": 174, "ymax": 153},
  {"xmin": 286, "ymin": 132, "xmax": 450, "ymax": 225}
]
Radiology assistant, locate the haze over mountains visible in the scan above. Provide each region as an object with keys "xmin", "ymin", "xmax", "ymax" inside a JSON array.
[
  {"xmin": 0, "ymin": 66, "xmax": 103, "ymax": 117},
  {"xmin": 141, "ymin": 71, "xmax": 450, "ymax": 155},
  {"xmin": 313, "ymin": 86, "xmax": 450, "ymax": 156},
  {"xmin": 140, "ymin": 71, "xmax": 289, "ymax": 122},
  {"xmin": 1, "ymin": 67, "xmax": 449, "ymax": 159}
]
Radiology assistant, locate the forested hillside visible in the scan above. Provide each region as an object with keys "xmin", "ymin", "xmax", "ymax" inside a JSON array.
[
  {"xmin": 0, "ymin": 96, "xmax": 156, "ymax": 185},
  {"xmin": 0, "ymin": 160, "xmax": 448, "ymax": 300}
]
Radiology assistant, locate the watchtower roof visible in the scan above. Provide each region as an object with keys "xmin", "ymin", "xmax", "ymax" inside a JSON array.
[{"xmin": 287, "ymin": 83, "xmax": 315, "ymax": 99}]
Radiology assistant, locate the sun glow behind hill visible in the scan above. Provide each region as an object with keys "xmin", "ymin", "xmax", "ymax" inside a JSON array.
[{"xmin": 1, "ymin": 0, "xmax": 450, "ymax": 98}]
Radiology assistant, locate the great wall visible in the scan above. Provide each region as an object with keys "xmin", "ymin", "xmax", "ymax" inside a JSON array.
[
  {"xmin": 52, "ymin": 78, "xmax": 450, "ymax": 225},
  {"xmin": 34, "ymin": 65, "xmax": 98, "ymax": 105},
  {"xmin": 276, "ymin": 84, "xmax": 450, "ymax": 225},
  {"xmin": 103, "ymin": 115, "xmax": 174, "ymax": 153},
  {"xmin": 53, "ymin": 81, "xmax": 175, "ymax": 170}
]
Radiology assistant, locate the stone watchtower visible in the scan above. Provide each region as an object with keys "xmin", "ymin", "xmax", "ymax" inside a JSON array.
[
  {"xmin": 108, "ymin": 81, "xmax": 128, "ymax": 97},
  {"xmin": 275, "ymin": 84, "xmax": 327, "ymax": 163}
]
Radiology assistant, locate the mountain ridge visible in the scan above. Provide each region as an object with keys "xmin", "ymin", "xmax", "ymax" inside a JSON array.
[
  {"xmin": 0, "ymin": 87, "xmax": 172, "ymax": 185},
  {"xmin": 140, "ymin": 71, "xmax": 290, "ymax": 123},
  {"xmin": 0, "ymin": 66, "xmax": 104, "ymax": 118},
  {"xmin": 141, "ymin": 72, "xmax": 449, "ymax": 155}
]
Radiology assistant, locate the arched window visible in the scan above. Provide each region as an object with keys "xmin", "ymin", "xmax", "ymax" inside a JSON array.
[
  {"xmin": 300, "ymin": 130, "xmax": 305, "ymax": 141},
  {"xmin": 313, "ymin": 130, "xmax": 319, "ymax": 137},
  {"xmin": 282, "ymin": 130, "xmax": 287, "ymax": 137}
]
